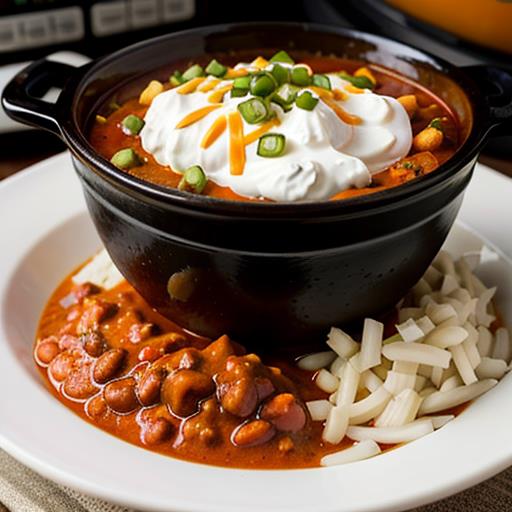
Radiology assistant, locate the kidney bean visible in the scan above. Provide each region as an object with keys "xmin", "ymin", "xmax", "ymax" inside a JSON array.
[
  {"xmin": 218, "ymin": 377, "xmax": 258, "ymax": 418},
  {"xmin": 178, "ymin": 348, "xmax": 201, "ymax": 370},
  {"xmin": 85, "ymin": 394, "xmax": 109, "ymax": 419},
  {"xmin": 202, "ymin": 335, "xmax": 236, "ymax": 369},
  {"xmin": 161, "ymin": 369, "xmax": 214, "ymax": 417},
  {"xmin": 138, "ymin": 346, "xmax": 161, "ymax": 363},
  {"xmin": 80, "ymin": 330, "xmax": 106, "ymax": 357},
  {"xmin": 127, "ymin": 322, "xmax": 154, "ymax": 344},
  {"xmin": 93, "ymin": 348, "xmax": 126, "ymax": 384},
  {"xmin": 255, "ymin": 377, "xmax": 275, "ymax": 401},
  {"xmin": 182, "ymin": 399, "xmax": 219, "ymax": 445},
  {"xmin": 232, "ymin": 420, "xmax": 275, "ymax": 447},
  {"xmin": 63, "ymin": 363, "xmax": 98, "ymax": 400},
  {"xmin": 141, "ymin": 417, "xmax": 174, "ymax": 446},
  {"xmin": 260, "ymin": 393, "xmax": 306, "ymax": 433},
  {"xmin": 104, "ymin": 377, "xmax": 139, "ymax": 413},
  {"xmin": 58, "ymin": 334, "xmax": 80, "ymax": 351},
  {"xmin": 137, "ymin": 368, "xmax": 165, "ymax": 406},
  {"xmin": 48, "ymin": 352, "xmax": 76, "ymax": 382},
  {"xmin": 77, "ymin": 300, "xmax": 117, "ymax": 334},
  {"xmin": 35, "ymin": 338, "xmax": 60, "ymax": 365}
]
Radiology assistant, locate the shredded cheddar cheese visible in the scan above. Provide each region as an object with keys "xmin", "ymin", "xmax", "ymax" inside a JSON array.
[
  {"xmin": 139, "ymin": 80, "xmax": 164, "ymax": 105},
  {"xmin": 176, "ymin": 104, "xmax": 222, "ymax": 129},
  {"xmin": 225, "ymin": 68, "xmax": 249, "ymax": 79},
  {"xmin": 177, "ymin": 77, "xmax": 207, "ymax": 94},
  {"xmin": 251, "ymin": 56, "xmax": 270, "ymax": 69},
  {"xmin": 354, "ymin": 66, "xmax": 377, "ymax": 85},
  {"xmin": 243, "ymin": 118, "xmax": 281, "ymax": 146},
  {"xmin": 198, "ymin": 79, "xmax": 221, "ymax": 92},
  {"xmin": 323, "ymin": 97, "xmax": 362, "ymax": 125},
  {"xmin": 201, "ymin": 114, "xmax": 227, "ymax": 149},
  {"xmin": 227, "ymin": 111, "xmax": 245, "ymax": 175},
  {"xmin": 333, "ymin": 88, "xmax": 348, "ymax": 101},
  {"xmin": 308, "ymin": 86, "xmax": 334, "ymax": 100},
  {"xmin": 345, "ymin": 84, "xmax": 365, "ymax": 95},
  {"xmin": 207, "ymin": 85, "xmax": 233, "ymax": 104}
]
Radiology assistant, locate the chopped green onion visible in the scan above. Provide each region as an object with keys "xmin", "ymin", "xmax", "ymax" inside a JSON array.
[
  {"xmin": 231, "ymin": 88, "xmax": 249, "ymax": 98},
  {"xmin": 312, "ymin": 74, "xmax": 331, "ymax": 90},
  {"xmin": 237, "ymin": 97, "xmax": 270, "ymax": 124},
  {"xmin": 295, "ymin": 90, "xmax": 319, "ymax": 111},
  {"xmin": 270, "ymin": 63, "xmax": 289, "ymax": 85},
  {"xmin": 178, "ymin": 165, "xmax": 208, "ymax": 194},
  {"xmin": 250, "ymin": 72, "xmax": 277, "ymax": 97},
  {"xmin": 257, "ymin": 133, "xmax": 286, "ymax": 158},
  {"xmin": 182, "ymin": 64, "xmax": 205, "ymax": 81},
  {"xmin": 339, "ymin": 72, "xmax": 374, "ymax": 89},
  {"xmin": 290, "ymin": 66, "xmax": 311, "ymax": 86},
  {"xmin": 402, "ymin": 161, "xmax": 414, "ymax": 169},
  {"xmin": 205, "ymin": 59, "xmax": 227, "ymax": 78},
  {"xmin": 170, "ymin": 70, "xmax": 185, "ymax": 86},
  {"xmin": 429, "ymin": 117, "xmax": 444, "ymax": 132},
  {"xmin": 272, "ymin": 83, "xmax": 300, "ymax": 109},
  {"xmin": 269, "ymin": 50, "xmax": 295, "ymax": 65},
  {"xmin": 233, "ymin": 76, "xmax": 251, "ymax": 89},
  {"xmin": 110, "ymin": 148, "xmax": 141, "ymax": 169},
  {"xmin": 121, "ymin": 114, "xmax": 145, "ymax": 135}
]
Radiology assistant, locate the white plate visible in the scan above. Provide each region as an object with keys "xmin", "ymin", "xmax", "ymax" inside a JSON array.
[{"xmin": 1, "ymin": 153, "xmax": 512, "ymax": 512}]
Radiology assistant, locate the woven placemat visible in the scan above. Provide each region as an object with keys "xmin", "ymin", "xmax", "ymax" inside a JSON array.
[{"xmin": 1, "ymin": 448, "xmax": 511, "ymax": 512}]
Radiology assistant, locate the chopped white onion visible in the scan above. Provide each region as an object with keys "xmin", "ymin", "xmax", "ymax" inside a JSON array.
[
  {"xmin": 477, "ymin": 326, "xmax": 494, "ymax": 357},
  {"xmin": 450, "ymin": 344, "xmax": 478, "ymax": 385},
  {"xmin": 298, "ymin": 351, "xmax": 336, "ymax": 371},
  {"xmin": 476, "ymin": 287, "xmax": 497, "ymax": 327},
  {"xmin": 306, "ymin": 400, "xmax": 332, "ymax": 421},
  {"xmin": 374, "ymin": 389, "xmax": 422, "ymax": 427},
  {"xmin": 327, "ymin": 327, "xmax": 359, "ymax": 359},
  {"xmin": 492, "ymin": 328, "xmax": 511, "ymax": 363},
  {"xmin": 425, "ymin": 414, "xmax": 455, "ymax": 429},
  {"xmin": 383, "ymin": 370, "xmax": 417, "ymax": 396},
  {"xmin": 396, "ymin": 318, "xmax": 424, "ymax": 343},
  {"xmin": 330, "ymin": 356, "xmax": 346, "ymax": 377},
  {"xmin": 416, "ymin": 316, "xmax": 436, "ymax": 335},
  {"xmin": 419, "ymin": 379, "xmax": 498, "ymax": 415},
  {"xmin": 315, "ymin": 369, "xmax": 340, "ymax": 393},
  {"xmin": 349, "ymin": 385, "xmax": 391, "ymax": 425},
  {"xmin": 439, "ymin": 375, "xmax": 462, "ymax": 392},
  {"xmin": 476, "ymin": 357, "xmax": 508, "ymax": 380},
  {"xmin": 425, "ymin": 303, "xmax": 458, "ymax": 325},
  {"xmin": 359, "ymin": 318, "xmax": 383, "ymax": 372},
  {"xmin": 392, "ymin": 361, "xmax": 419, "ymax": 375},
  {"xmin": 335, "ymin": 361, "xmax": 360, "ymax": 406},
  {"xmin": 347, "ymin": 419, "xmax": 434, "ymax": 444},
  {"xmin": 456, "ymin": 258, "xmax": 476, "ymax": 297},
  {"xmin": 382, "ymin": 342, "xmax": 452, "ymax": 369},
  {"xmin": 424, "ymin": 326, "xmax": 468, "ymax": 349},
  {"xmin": 322, "ymin": 404, "xmax": 349, "ymax": 444},
  {"xmin": 360, "ymin": 370, "xmax": 383, "ymax": 393},
  {"xmin": 440, "ymin": 274, "xmax": 459, "ymax": 295},
  {"xmin": 320, "ymin": 440, "xmax": 381, "ymax": 467},
  {"xmin": 423, "ymin": 265, "xmax": 443, "ymax": 289}
]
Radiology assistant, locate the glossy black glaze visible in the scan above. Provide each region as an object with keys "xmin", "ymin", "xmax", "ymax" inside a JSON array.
[{"xmin": 3, "ymin": 23, "xmax": 512, "ymax": 349}]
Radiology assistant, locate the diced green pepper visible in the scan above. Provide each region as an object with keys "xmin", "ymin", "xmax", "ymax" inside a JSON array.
[
  {"xmin": 429, "ymin": 117, "xmax": 444, "ymax": 132},
  {"xmin": 312, "ymin": 74, "xmax": 331, "ymax": 90},
  {"xmin": 110, "ymin": 148, "xmax": 141, "ymax": 169},
  {"xmin": 270, "ymin": 63, "xmax": 289, "ymax": 85},
  {"xmin": 205, "ymin": 59, "xmax": 227, "ymax": 78},
  {"xmin": 182, "ymin": 64, "xmax": 205, "ymax": 81},
  {"xmin": 237, "ymin": 97, "xmax": 270, "ymax": 124},
  {"xmin": 272, "ymin": 83, "xmax": 300, "ymax": 109},
  {"xmin": 339, "ymin": 72, "xmax": 374, "ymax": 89},
  {"xmin": 231, "ymin": 88, "xmax": 249, "ymax": 98},
  {"xmin": 257, "ymin": 133, "xmax": 286, "ymax": 157},
  {"xmin": 250, "ymin": 72, "xmax": 277, "ymax": 97},
  {"xmin": 178, "ymin": 165, "xmax": 208, "ymax": 194},
  {"xmin": 290, "ymin": 66, "xmax": 311, "ymax": 86},
  {"xmin": 121, "ymin": 114, "xmax": 145, "ymax": 135},
  {"xmin": 295, "ymin": 90, "xmax": 319, "ymax": 111},
  {"xmin": 269, "ymin": 50, "xmax": 295, "ymax": 65},
  {"xmin": 170, "ymin": 70, "xmax": 185, "ymax": 86}
]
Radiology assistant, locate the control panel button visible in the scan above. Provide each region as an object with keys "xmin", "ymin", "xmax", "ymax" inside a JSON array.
[
  {"xmin": 163, "ymin": 0, "xmax": 195, "ymax": 22},
  {"xmin": 91, "ymin": 1, "xmax": 129, "ymax": 37},
  {"xmin": 0, "ymin": 7, "xmax": 85, "ymax": 53},
  {"xmin": 130, "ymin": 0, "xmax": 159, "ymax": 29},
  {"xmin": 52, "ymin": 7, "xmax": 85, "ymax": 42}
]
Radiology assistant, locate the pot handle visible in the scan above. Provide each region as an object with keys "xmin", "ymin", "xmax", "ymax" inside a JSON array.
[
  {"xmin": 1, "ymin": 58, "xmax": 78, "ymax": 137},
  {"xmin": 462, "ymin": 65, "xmax": 512, "ymax": 136}
]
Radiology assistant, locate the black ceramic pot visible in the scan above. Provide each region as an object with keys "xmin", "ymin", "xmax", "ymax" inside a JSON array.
[{"xmin": 3, "ymin": 23, "xmax": 512, "ymax": 350}]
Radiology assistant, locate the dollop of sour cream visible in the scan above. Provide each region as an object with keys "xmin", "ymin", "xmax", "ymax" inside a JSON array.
[{"xmin": 141, "ymin": 68, "xmax": 412, "ymax": 202}]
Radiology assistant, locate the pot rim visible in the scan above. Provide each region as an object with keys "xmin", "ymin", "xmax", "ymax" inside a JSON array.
[{"xmin": 59, "ymin": 21, "xmax": 491, "ymax": 218}]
